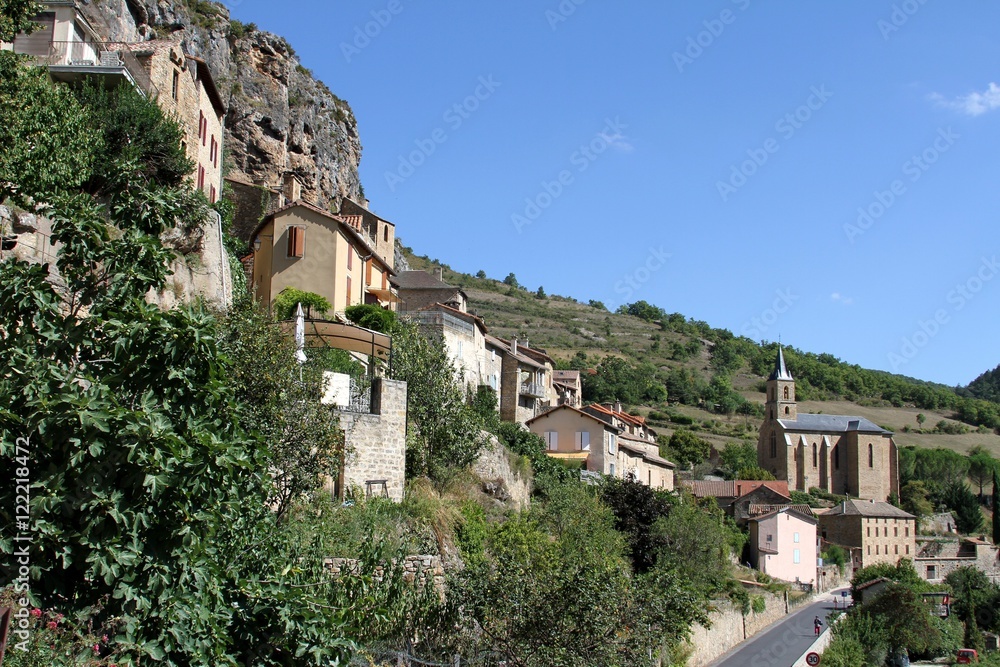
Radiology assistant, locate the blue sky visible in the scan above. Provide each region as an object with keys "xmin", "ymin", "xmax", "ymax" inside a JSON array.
[{"xmin": 227, "ymin": 1, "xmax": 1000, "ymax": 387}]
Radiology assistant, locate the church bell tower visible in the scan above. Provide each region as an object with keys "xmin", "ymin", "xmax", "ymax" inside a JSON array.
[{"xmin": 765, "ymin": 346, "xmax": 797, "ymax": 421}]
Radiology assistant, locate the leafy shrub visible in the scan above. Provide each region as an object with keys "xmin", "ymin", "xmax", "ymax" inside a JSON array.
[{"xmin": 273, "ymin": 287, "xmax": 331, "ymax": 320}]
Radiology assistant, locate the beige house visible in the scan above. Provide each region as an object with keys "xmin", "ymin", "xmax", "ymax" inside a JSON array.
[
  {"xmin": 135, "ymin": 42, "xmax": 226, "ymax": 202},
  {"xmin": 406, "ymin": 303, "xmax": 492, "ymax": 394},
  {"xmin": 583, "ymin": 402, "xmax": 657, "ymax": 442},
  {"xmin": 819, "ymin": 499, "xmax": 916, "ymax": 569},
  {"xmin": 748, "ymin": 507, "xmax": 818, "ymax": 587},
  {"xmin": 250, "ymin": 200, "xmax": 397, "ymax": 316},
  {"xmin": 526, "ymin": 405, "xmax": 675, "ymax": 489},
  {"xmin": 758, "ymin": 347, "xmax": 900, "ymax": 500}
]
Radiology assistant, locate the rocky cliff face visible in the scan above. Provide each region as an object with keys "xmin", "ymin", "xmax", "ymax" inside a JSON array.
[{"xmin": 81, "ymin": 0, "xmax": 363, "ymax": 215}]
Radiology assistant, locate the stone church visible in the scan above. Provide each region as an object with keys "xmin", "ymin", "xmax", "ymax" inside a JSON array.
[{"xmin": 757, "ymin": 348, "xmax": 900, "ymax": 501}]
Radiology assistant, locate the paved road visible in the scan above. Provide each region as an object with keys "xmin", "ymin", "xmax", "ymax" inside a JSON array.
[{"xmin": 709, "ymin": 588, "xmax": 850, "ymax": 667}]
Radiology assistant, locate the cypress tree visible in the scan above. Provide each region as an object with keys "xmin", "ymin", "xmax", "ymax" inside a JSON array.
[{"xmin": 993, "ymin": 468, "xmax": 1000, "ymax": 545}]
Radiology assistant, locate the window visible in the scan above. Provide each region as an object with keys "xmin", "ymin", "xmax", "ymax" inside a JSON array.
[
  {"xmin": 383, "ymin": 226, "xmax": 389, "ymax": 242},
  {"xmin": 766, "ymin": 534, "xmax": 773, "ymax": 542},
  {"xmin": 770, "ymin": 432, "xmax": 777, "ymax": 458},
  {"xmin": 812, "ymin": 443, "xmax": 817, "ymax": 467},
  {"xmin": 868, "ymin": 443, "xmax": 874, "ymax": 468},
  {"xmin": 927, "ymin": 565, "xmax": 936, "ymax": 579},
  {"xmin": 834, "ymin": 445, "xmax": 840, "ymax": 470},
  {"xmin": 867, "ymin": 545, "xmax": 871, "ymax": 555},
  {"xmin": 209, "ymin": 185, "xmax": 216, "ymax": 203},
  {"xmin": 544, "ymin": 431, "xmax": 558, "ymax": 450},
  {"xmin": 366, "ymin": 258, "xmax": 373, "ymax": 285},
  {"xmin": 210, "ymin": 136, "xmax": 218, "ymax": 168},
  {"xmin": 875, "ymin": 527, "xmax": 879, "ymax": 537},
  {"xmin": 197, "ymin": 165, "xmax": 205, "ymax": 190},
  {"xmin": 876, "ymin": 545, "xmax": 879, "ymax": 555},
  {"xmin": 608, "ymin": 433, "xmax": 617, "ymax": 454},
  {"xmin": 894, "ymin": 545, "xmax": 898, "ymax": 555},
  {"xmin": 905, "ymin": 545, "xmax": 909, "ymax": 555},
  {"xmin": 609, "ymin": 463, "xmax": 616, "ymax": 477},
  {"xmin": 905, "ymin": 526, "xmax": 909, "ymax": 537},
  {"xmin": 575, "ymin": 431, "xmax": 590, "ymax": 451},
  {"xmin": 793, "ymin": 549, "xmax": 801, "ymax": 564},
  {"xmin": 172, "ymin": 69, "xmax": 179, "ymax": 100},
  {"xmin": 783, "ymin": 386, "xmax": 789, "ymax": 400},
  {"xmin": 286, "ymin": 226, "xmax": 304, "ymax": 258},
  {"xmin": 867, "ymin": 526, "xmax": 871, "ymax": 537},
  {"xmin": 198, "ymin": 111, "xmax": 205, "ymax": 142},
  {"xmin": 382, "ymin": 272, "xmax": 387, "ymax": 290},
  {"xmin": 347, "ymin": 248, "xmax": 353, "ymax": 270},
  {"xmin": 785, "ymin": 406, "xmax": 790, "ymax": 415},
  {"xmin": 793, "ymin": 532, "xmax": 800, "ymax": 543},
  {"xmin": 457, "ymin": 341, "xmax": 463, "ymax": 357},
  {"xmin": 345, "ymin": 276, "xmax": 351, "ymax": 308},
  {"xmin": 894, "ymin": 526, "xmax": 898, "ymax": 537}
]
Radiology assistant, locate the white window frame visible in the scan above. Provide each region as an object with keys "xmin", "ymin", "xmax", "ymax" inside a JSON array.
[
  {"xmin": 544, "ymin": 431, "xmax": 558, "ymax": 450},
  {"xmin": 609, "ymin": 462, "xmax": 616, "ymax": 477},
  {"xmin": 576, "ymin": 431, "xmax": 590, "ymax": 451},
  {"xmin": 793, "ymin": 532, "xmax": 800, "ymax": 543},
  {"xmin": 608, "ymin": 433, "xmax": 617, "ymax": 455},
  {"xmin": 793, "ymin": 549, "xmax": 801, "ymax": 564}
]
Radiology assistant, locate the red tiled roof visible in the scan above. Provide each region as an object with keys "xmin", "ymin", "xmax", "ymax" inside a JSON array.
[
  {"xmin": 683, "ymin": 480, "xmax": 736, "ymax": 498},
  {"xmin": 734, "ymin": 480, "xmax": 790, "ymax": 498}
]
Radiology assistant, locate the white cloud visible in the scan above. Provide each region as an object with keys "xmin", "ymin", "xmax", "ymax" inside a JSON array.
[
  {"xmin": 830, "ymin": 292, "xmax": 854, "ymax": 306},
  {"xmin": 599, "ymin": 131, "xmax": 634, "ymax": 152},
  {"xmin": 930, "ymin": 82, "xmax": 1000, "ymax": 116}
]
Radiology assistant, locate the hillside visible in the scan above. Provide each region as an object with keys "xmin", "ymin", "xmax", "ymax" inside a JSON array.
[{"xmin": 401, "ymin": 247, "xmax": 1000, "ymax": 458}]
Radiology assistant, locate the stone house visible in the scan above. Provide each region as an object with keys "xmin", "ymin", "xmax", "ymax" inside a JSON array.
[
  {"xmin": 249, "ymin": 200, "xmax": 398, "ymax": 315},
  {"xmin": 758, "ymin": 347, "xmax": 900, "ymax": 500},
  {"xmin": 818, "ymin": 499, "xmax": 916, "ymax": 569},
  {"xmin": 134, "ymin": 41, "xmax": 226, "ymax": 203},
  {"xmin": 552, "ymin": 370, "xmax": 582, "ymax": 408},
  {"xmin": 583, "ymin": 402, "xmax": 657, "ymax": 442},
  {"xmin": 392, "ymin": 268, "xmax": 467, "ymax": 313},
  {"xmin": 915, "ymin": 536, "xmax": 1000, "ymax": 584},
  {"xmin": 748, "ymin": 507, "xmax": 818, "ymax": 587},
  {"xmin": 680, "ymin": 480, "xmax": 801, "ymax": 524},
  {"xmin": 488, "ymin": 336, "xmax": 554, "ymax": 424},
  {"xmin": 526, "ymin": 404, "xmax": 675, "ymax": 489}
]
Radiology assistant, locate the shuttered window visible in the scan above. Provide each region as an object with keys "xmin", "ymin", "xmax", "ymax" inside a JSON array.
[
  {"xmin": 287, "ymin": 226, "xmax": 304, "ymax": 258},
  {"xmin": 345, "ymin": 276, "xmax": 351, "ymax": 308},
  {"xmin": 13, "ymin": 12, "xmax": 55, "ymax": 58},
  {"xmin": 575, "ymin": 431, "xmax": 590, "ymax": 451},
  {"xmin": 366, "ymin": 258, "xmax": 373, "ymax": 285},
  {"xmin": 544, "ymin": 432, "xmax": 558, "ymax": 450}
]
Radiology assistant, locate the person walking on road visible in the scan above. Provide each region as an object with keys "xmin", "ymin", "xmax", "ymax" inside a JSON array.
[{"xmin": 813, "ymin": 616, "xmax": 823, "ymax": 636}]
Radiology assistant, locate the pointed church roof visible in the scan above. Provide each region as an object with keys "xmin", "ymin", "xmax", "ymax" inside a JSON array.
[{"xmin": 769, "ymin": 346, "xmax": 793, "ymax": 381}]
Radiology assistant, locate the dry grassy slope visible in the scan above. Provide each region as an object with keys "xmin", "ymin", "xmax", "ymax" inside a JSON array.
[{"xmin": 401, "ymin": 250, "xmax": 1000, "ymax": 457}]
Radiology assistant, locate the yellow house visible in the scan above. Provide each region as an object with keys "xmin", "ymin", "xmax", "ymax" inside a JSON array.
[{"xmin": 249, "ymin": 200, "xmax": 398, "ymax": 315}]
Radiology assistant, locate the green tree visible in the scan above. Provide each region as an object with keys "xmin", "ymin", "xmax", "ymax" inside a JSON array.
[
  {"xmin": 475, "ymin": 269, "xmax": 487, "ymax": 279},
  {"xmin": 993, "ymin": 468, "xmax": 1000, "ymax": 545},
  {"xmin": 588, "ymin": 299, "xmax": 607, "ymax": 310},
  {"xmin": 719, "ymin": 441, "xmax": 758, "ymax": 480},
  {"xmin": 945, "ymin": 566, "xmax": 997, "ymax": 653},
  {"xmin": 502, "ymin": 272, "xmax": 520, "ymax": 288},
  {"xmin": 900, "ymin": 480, "xmax": 934, "ymax": 523},
  {"xmin": 916, "ymin": 413, "xmax": 926, "ymax": 428},
  {"xmin": 273, "ymin": 287, "xmax": 331, "ymax": 320},
  {"xmin": 535, "ymin": 285, "xmax": 546, "ymax": 299},
  {"xmin": 0, "ymin": 0, "xmax": 42, "ymax": 43},
  {"xmin": 968, "ymin": 445, "xmax": 997, "ymax": 500},
  {"xmin": 389, "ymin": 320, "xmax": 488, "ymax": 480},
  {"xmin": 345, "ymin": 302, "xmax": 397, "ymax": 333},
  {"xmin": 945, "ymin": 481, "xmax": 984, "ymax": 534},
  {"xmin": 664, "ymin": 429, "xmax": 711, "ymax": 468},
  {"xmin": 861, "ymin": 583, "xmax": 940, "ymax": 657},
  {"xmin": 735, "ymin": 465, "xmax": 776, "ymax": 481}
]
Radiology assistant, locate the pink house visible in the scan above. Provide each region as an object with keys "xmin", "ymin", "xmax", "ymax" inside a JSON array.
[{"xmin": 748, "ymin": 507, "xmax": 818, "ymax": 587}]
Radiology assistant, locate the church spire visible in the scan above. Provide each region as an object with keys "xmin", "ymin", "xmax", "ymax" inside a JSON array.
[{"xmin": 769, "ymin": 346, "xmax": 793, "ymax": 381}]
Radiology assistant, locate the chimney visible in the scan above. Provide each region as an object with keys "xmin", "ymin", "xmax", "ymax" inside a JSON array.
[
  {"xmin": 512, "ymin": 338, "xmax": 518, "ymax": 356},
  {"xmin": 842, "ymin": 500, "xmax": 847, "ymax": 513},
  {"xmin": 283, "ymin": 174, "xmax": 302, "ymax": 203},
  {"xmin": 614, "ymin": 400, "xmax": 622, "ymax": 414},
  {"xmin": 433, "ymin": 266, "xmax": 443, "ymax": 282}
]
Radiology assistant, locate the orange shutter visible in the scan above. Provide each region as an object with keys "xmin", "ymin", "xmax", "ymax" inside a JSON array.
[
  {"xmin": 287, "ymin": 227, "xmax": 304, "ymax": 258},
  {"xmin": 366, "ymin": 258, "xmax": 373, "ymax": 285},
  {"xmin": 382, "ymin": 272, "xmax": 387, "ymax": 289},
  {"xmin": 346, "ymin": 276, "xmax": 352, "ymax": 308}
]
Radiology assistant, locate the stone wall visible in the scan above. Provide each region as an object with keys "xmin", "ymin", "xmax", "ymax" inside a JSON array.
[
  {"xmin": 685, "ymin": 591, "xmax": 790, "ymax": 667},
  {"xmin": 325, "ymin": 555, "xmax": 445, "ymax": 594},
  {"xmin": 472, "ymin": 433, "xmax": 532, "ymax": 510},
  {"xmin": 915, "ymin": 538, "xmax": 1000, "ymax": 584},
  {"xmin": 817, "ymin": 563, "xmax": 851, "ymax": 593},
  {"xmin": 335, "ymin": 378, "xmax": 407, "ymax": 502}
]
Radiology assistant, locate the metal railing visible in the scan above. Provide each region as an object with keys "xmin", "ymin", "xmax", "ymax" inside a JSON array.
[
  {"xmin": 519, "ymin": 381, "xmax": 546, "ymax": 399},
  {"xmin": 339, "ymin": 377, "xmax": 373, "ymax": 414},
  {"xmin": 35, "ymin": 41, "xmax": 158, "ymax": 98}
]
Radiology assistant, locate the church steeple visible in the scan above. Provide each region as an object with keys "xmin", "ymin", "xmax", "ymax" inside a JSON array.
[{"xmin": 766, "ymin": 346, "xmax": 796, "ymax": 420}]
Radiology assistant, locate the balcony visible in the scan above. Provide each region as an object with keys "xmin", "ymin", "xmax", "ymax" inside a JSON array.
[
  {"xmin": 520, "ymin": 381, "xmax": 546, "ymax": 399},
  {"xmin": 28, "ymin": 41, "xmax": 157, "ymax": 98}
]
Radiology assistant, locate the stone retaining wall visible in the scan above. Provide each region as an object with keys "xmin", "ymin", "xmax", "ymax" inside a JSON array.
[
  {"xmin": 685, "ymin": 591, "xmax": 789, "ymax": 667},
  {"xmin": 325, "ymin": 555, "xmax": 445, "ymax": 593}
]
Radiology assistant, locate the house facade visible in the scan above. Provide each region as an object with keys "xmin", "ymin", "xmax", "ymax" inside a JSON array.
[
  {"xmin": 406, "ymin": 303, "xmax": 492, "ymax": 394},
  {"xmin": 583, "ymin": 402, "xmax": 657, "ymax": 442},
  {"xmin": 492, "ymin": 336, "xmax": 553, "ymax": 424},
  {"xmin": 392, "ymin": 268, "xmax": 467, "ymax": 313},
  {"xmin": 135, "ymin": 42, "xmax": 226, "ymax": 202},
  {"xmin": 552, "ymin": 370, "xmax": 582, "ymax": 408},
  {"xmin": 748, "ymin": 507, "xmax": 818, "ymax": 587},
  {"xmin": 818, "ymin": 499, "xmax": 916, "ymax": 569},
  {"xmin": 526, "ymin": 404, "xmax": 675, "ymax": 489},
  {"xmin": 250, "ymin": 201, "xmax": 397, "ymax": 316},
  {"xmin": 758, "ymin": 347, "xmax": 900, "ymax": 500},
  {"xmin": 915, "ymin": 537, "xmax": 1000, "ymax": 584}
]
